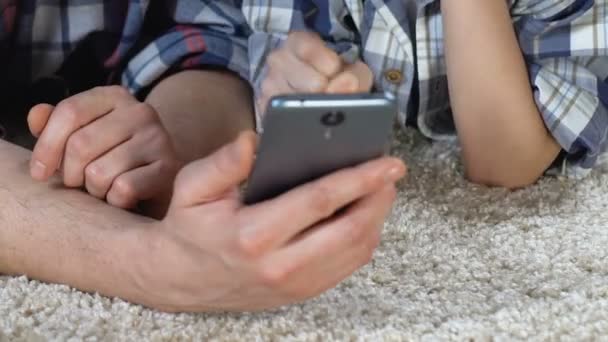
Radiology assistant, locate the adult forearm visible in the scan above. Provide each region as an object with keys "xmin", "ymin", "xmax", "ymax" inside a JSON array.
[
  {"xmin": 146, "ymin": 70, "xmax": 255, "ymax": 163},
  {"xmin": 0, "ymin": 139, "xmax": 151, "ymax": 300},
  {"xmin": 441, "ymin": 0, "xmax": 561, "ymax": 188}
]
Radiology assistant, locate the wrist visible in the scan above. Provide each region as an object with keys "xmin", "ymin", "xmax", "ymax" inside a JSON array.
[
  {"xmin": 116, "ymin": 220, "xmax": 163, "ymax": 308},
  {"xmin": 122, "ymin": 220, "xmax": 185, "ymax": 311}
]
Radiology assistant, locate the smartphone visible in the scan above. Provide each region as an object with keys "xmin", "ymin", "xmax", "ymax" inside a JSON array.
[{"xmin": 243, "ymin": 93, "xmax": 397, "ymax": 205}]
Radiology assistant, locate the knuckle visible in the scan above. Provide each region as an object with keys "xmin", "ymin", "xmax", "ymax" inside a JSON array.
[
  {"xmin": 84, "ymin": 162, "xmax": 104, "ymax": 180},
  {"xmin": 295, "ymin": 41, "xmax": 316, "ymax": 62},
  {"xmin": 133, "ymin": 102, "xmax": 158, "ymax": 121},
  {"xmin": 308, "ymin": 184, "xmax": 335, "ymax": 218},
  {"xmin": 103, "ymin": 85, "xmax": 130, "ymax": 98},
  {"xmin": 259, "ymin": 264, "xmax": 290, "ymax": 288},
  {"xmin": 66, "ymin": 132, "xmax": 90, "ymax": 159},
  {"xmin": 112, "ymin": 177, "xmax": 138, "ymax": 201},
  {"xmin": 359, "ymin": 171, "xmax": 380, "ymax": 191},
  {"xmin": 288, "ymin": 32, "xmax": 318, "ymax": 58},
  {"xmin": 145, "ymin": 127, "xmax": 170, "ymax": 151},
  {"xmin": 237, "ymin": 233, "xmax": 264, "ymax": 258},
  {"xmin": 84, "ymin": 163, "xmax": 110, "ymax": 188},
  {"xmin": 55, "ymin": 100, "xmax": 80, "ymax": 127},
  {"xmin": 136, "ymin": 126, "xmax": 172, "ymax": 154}
]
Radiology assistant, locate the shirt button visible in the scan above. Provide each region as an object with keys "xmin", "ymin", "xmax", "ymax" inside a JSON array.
[
  {"xmin": 434, "ymin": 81, "xmax": 442, "ymax": 93},
  {"xmin": 384, "ymin": 69, "xmax": 404, "ymax": 85}
]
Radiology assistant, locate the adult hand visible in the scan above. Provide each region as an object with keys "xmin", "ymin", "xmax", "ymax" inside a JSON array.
[
  {"xmin": 135, "ymin": 131, "xmax": 406, "ymax": 312},
  {"xmin": 28, "ymin": 86, "xmax": 181, "ymax": 211}
]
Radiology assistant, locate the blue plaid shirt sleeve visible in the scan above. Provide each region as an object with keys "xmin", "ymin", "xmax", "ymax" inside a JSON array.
[
  {"xmin": 514, "ymin": 0, "xmax": 608, "ymax": 173},
  {"xmin": 122, "ymin": 0, "xmax": 251, "ymax": 94},
  {"xmin": 245, "ymin": 2, "xmax": 361, "ymax": 128}
]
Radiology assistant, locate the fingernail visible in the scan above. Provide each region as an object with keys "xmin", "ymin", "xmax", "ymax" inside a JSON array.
[
  {"xmin": 385, "ymin": 165, "xmax": 405, "ymax": 183},
  {"xmin": 31, "ymin": 160, "xmax": 47, "ymax": 180}
]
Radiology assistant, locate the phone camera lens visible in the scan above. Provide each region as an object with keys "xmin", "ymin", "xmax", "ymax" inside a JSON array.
[{"xmin": 321, "ymin": 111, "xmax": 345, "ymax": 126}]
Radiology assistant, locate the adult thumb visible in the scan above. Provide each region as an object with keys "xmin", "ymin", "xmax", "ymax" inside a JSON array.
[{"xmin": 171, "ymin": 131, "xmax": 257, "ymax": 207}]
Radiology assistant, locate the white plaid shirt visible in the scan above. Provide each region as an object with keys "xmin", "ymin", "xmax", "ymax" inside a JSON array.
[{"xmin": 242, "ymin": 0, "xmax": 608, "ymax": 177}]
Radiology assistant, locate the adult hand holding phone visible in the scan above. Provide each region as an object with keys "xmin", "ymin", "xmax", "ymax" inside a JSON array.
[{"xmin": 135, "ymin": 132, "xmax": 406, "ymax": 312}]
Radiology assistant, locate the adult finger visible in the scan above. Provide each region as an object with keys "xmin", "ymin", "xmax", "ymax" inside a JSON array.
[
  {"xmin": 258, "ymin": 184, "xmax": 397, "ymax": 297},
  {"xmin": 62, "ymin": 103, "xmax": 154, "ymax": 188},
  {"xmin": 326, "ymin": 61, "xmax": 375, "ymax": 94},
  {"xmin": 27, "ymin": 104, "xmax": 54, "ymax": 138},
  {"xmin": 236, "ymin": 158, "xmax": 406, "ymax": 256},
  {"xmin": 30, "ymin": 86, "xmax": 136, "ymax": 181}
]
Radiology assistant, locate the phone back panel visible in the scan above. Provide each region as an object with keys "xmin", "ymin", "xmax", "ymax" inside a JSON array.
[{"xmin": 243, "ymin": 93, "xmax": 396, "ymax": 204}]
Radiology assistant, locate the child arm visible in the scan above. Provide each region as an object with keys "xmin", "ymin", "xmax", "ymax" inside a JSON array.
[{"xmin": 441, "ymin": 0, "xmax": 561, "ymax": 188}]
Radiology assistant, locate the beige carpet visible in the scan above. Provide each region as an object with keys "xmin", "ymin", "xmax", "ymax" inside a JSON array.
[{"xmin": 2, "ymin": 128, "xmax": 608, "ymax": 341}]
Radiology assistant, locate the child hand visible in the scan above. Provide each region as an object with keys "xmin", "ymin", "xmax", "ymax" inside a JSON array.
[
  {"xmin": 28, "ymin": 86, "xmax": 181, "ymax": 211},
  {"xmin": 259, "ymin": 31, "xmax": 373, "ymax": 113}
]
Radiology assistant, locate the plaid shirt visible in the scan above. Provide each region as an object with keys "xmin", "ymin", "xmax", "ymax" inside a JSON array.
[
  {"xmin": 243, "ymin": 0, "xmax": 608, "ymax": 177},
  {"xmin": 1, "ymin": 1, "xmax": 607, "ymax": 176},
  {"xmin": 0, "ymin": 0, "xmax": 250, "ymax": 94}
]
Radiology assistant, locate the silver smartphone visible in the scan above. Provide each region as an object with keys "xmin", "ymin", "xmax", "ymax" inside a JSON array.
[{"xmin": 243, "ymin": 93, "xmax": 397, "ymax": 205}]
